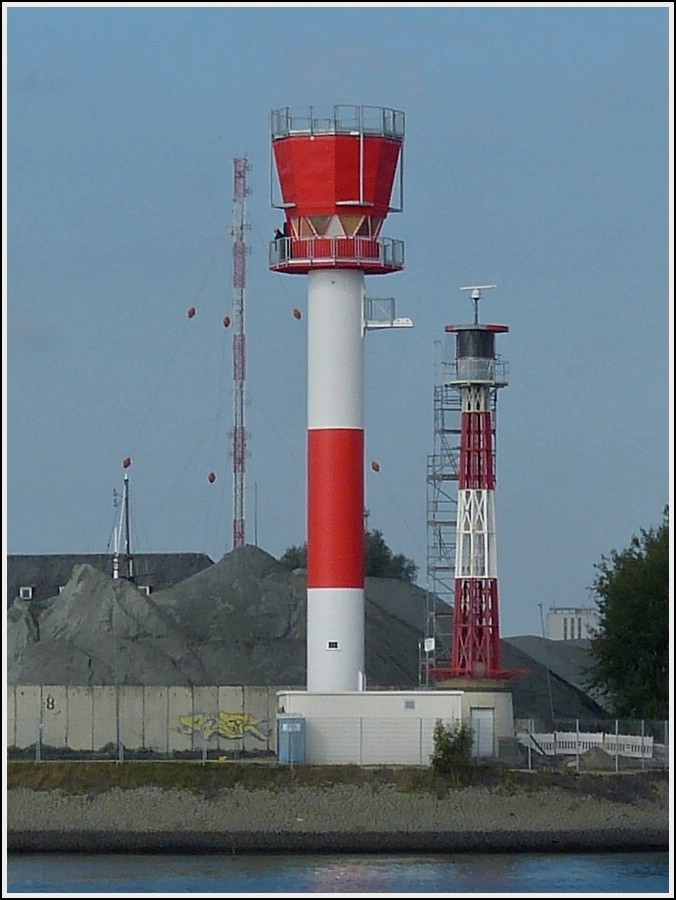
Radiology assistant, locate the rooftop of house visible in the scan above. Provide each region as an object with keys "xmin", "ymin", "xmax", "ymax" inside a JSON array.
[{"xmin": 7, "ymin": 552, "xmax": 215, "ymax": 605}]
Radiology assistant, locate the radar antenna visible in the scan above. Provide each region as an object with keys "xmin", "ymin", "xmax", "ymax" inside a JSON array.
[{"xmin": 460, "ymin": 284, "xmax": 496, "ymax": 324}]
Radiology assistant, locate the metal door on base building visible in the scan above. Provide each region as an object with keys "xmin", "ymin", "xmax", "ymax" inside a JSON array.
[{"xmin": 470, "ymin": 707, "xmax": 495, "ymax": 758}]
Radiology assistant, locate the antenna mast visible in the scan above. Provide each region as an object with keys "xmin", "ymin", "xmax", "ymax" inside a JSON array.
[
  {"xmin": 460, "ymin": 284, "xmax": 496, "ymax": 324},
  {"xmin": 112, "ymin": 457, "xmax": 134, "ymax": 581},
  {"xmin": 230, "ymin": 157, "xmax": 250, "ymax": 549}
]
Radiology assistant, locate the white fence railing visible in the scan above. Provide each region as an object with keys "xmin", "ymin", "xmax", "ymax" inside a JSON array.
[{"xmin": 518, "ymin": 730, "xmax": 654, "ymax": 759}]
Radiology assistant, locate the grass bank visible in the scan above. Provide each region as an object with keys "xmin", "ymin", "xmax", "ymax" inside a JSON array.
[{"xmin": 6, "ymin": 760, "xmax": 667, "ymax": 803}]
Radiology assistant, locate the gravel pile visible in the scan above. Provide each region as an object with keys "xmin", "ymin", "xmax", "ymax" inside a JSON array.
[{"xmin": 8, "ymin": 545, "xmax": 608, "ymax": 724}]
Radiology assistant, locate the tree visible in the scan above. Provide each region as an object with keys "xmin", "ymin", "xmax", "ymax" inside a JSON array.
[
  {"xmin": 280, "ymin": 529, "xmax": 418, "ymax": 583},
  {"xmin": 364, "ymin": 529, "xmax": 418, "ymax": 582},
  {"xmin": 586, "ymin": 508, "xmax": 669, "ymax": 720},
  {"xmin": 430, "ymin": 719, "xmax": 474, "ymax": 775},
  {"xmin": 279, "ymin": 544, "xmax": 307, "ymax": 571}
]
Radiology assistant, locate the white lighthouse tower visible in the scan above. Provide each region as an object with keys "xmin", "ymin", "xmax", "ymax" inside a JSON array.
[{"xmin": 269, "ymin": 105, "xmax": 405, "ymax": 692}]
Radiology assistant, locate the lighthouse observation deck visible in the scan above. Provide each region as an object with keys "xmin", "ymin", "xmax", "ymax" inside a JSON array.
[
  {"xmin": 442, "ymin": 357, "xmax": 509, "ymax": 387},
  {"xmin": 269, "ymin": 235, "xmax": 404, "ymax": 274},
  {"xmin": 270, "ymin": 105, "xmax": 405, "ymax": 275},
  {"xmin": 271, "ymin": 105, "xmax": 405, "ymax": 141}
]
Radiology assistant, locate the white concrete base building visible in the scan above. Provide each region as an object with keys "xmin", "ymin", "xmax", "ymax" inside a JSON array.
[{"xmin": 276, "ymin": 689, "xmax": 515, "ymax": 765}]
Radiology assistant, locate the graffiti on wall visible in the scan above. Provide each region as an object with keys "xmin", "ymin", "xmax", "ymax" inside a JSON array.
[{"xmin": 178, "ymin": 711, "xmax": 269, "ymax": 742}]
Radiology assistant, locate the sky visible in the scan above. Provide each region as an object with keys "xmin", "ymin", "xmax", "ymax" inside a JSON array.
[{"xmin": 4, "ymin": 3, "xmax": 672, "ymax": 639}]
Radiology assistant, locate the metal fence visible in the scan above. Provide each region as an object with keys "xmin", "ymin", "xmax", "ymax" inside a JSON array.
[{"xmin": 516, "ymin": 717, "xmax": 669, "ymax": 772}]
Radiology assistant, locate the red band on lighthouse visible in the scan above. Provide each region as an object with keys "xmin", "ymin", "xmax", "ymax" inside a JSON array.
[
  {"xmin": 453, "ymin": 577, "xmax": 502, "ymax": 675},
  {"xmin": 308, "ymin": 428, "xmax": 364, "ymax": 588},
  {"xmin": 459, "ymin": 410, "xmax": 495, "ymax": 490}
]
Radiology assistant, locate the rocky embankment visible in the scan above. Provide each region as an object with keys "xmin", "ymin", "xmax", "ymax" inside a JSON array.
[{"xmin": 8, "ymin": 773, "xmax": 669, "ymax": 854}]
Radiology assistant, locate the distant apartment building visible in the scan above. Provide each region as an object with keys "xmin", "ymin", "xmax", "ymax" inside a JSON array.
[{"xmin": 546, "ymin": 605, "xmax": 599, "ymax": 641}]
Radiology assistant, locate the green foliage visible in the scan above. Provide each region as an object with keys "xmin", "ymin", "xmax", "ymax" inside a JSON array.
[
  {"xmin": 280, "ymin": 529, "xmax": 418, "ymax": 583},
  {"xmin": 279, "ymin": 544, "xmax": 307, "ymax": 571},
  {"xmin": 430, "ymin": 719, "xmax": 474, "ymax": 775},
  {"xmin": 364, "ymin": 529, "xmax": 418, "ymax": 582},
  {"xmin": 587, "ymin": 508, "xmax": 669, "ymax": 719}
]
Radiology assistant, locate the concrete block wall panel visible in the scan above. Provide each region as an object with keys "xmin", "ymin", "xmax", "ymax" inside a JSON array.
[
  {"xmin": 243, "ymin": 686, "xmax": 274, "ymax": 753},
  {"xmin": 93, "ymin": 687, "xmax": 118, "ymax": 750},
  {"xmin": 216, "ymin": 685, "xmax": 245, "ymax": 754},
  {"xmin": 7, "ymin": 686, "xmax": 17, "ymax": 748},
  {"xmin": 11, "ymin": 687, "xmax": 42, "ymax": 749},
  {"xmin": 119, "ymin": 686, "xmax": 144, "ymax": 751},
  {"xmin": 41, "ymin": 686, "xmax": 68, "ymax": 749},
  {"xmin": 143, "ymin": 686, "xmax": 169, "ymax": 753},
  {"xmin": 190, "ymin": 685, "xmax": 221, "ymax": 753},
  {"xmin": 168, "ymin": 686, "xmax": 194, "ymax": 753},
  {"xmin": 66, "ymin": 687, "xmax": 94, "ymax": 751}
]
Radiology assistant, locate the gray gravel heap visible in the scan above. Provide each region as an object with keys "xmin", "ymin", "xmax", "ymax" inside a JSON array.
[{"xmin": 8, "ymin": 545, "xmax": 608, "ymax": 724}]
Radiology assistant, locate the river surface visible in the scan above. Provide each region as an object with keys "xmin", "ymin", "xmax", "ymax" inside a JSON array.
[{"xmin": 5, "ymin": 850, "xmax": 671, "ymax": 895}]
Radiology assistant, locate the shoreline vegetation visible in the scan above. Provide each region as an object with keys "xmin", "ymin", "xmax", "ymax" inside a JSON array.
[{"xmin": 7, "ymin": 762, "xmax": 669, "ymax": 854}]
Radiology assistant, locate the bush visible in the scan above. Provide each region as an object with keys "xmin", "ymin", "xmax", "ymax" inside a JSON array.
[{"xmin": 430, "ymin": 719, "xmax": 474, "ymax": 775}]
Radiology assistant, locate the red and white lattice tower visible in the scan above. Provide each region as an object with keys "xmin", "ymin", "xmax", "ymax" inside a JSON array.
[
  {"xmin": 230, "ymin": 157, "xmax": 250, "ymax": 549},
  {"xmin": 269, "ymin": 105, "xmax": 405, "ymax": 692},
  {"xmin": 430, "ymin": 285, "xmax": 513, "ymax": 680}
]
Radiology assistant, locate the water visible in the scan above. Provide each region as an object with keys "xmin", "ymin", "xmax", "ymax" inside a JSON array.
[{"xmin": 5, "ymin": 851, "xmax": 671, "ymax": 895}]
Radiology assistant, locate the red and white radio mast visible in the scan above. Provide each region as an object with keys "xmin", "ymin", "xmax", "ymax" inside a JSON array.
[{"xmin": 229, "ymin": 157, "xmax": 250, "ymax": 549}]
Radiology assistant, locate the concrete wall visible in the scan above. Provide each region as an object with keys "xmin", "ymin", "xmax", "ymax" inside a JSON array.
[
  {"xmin": 8, "ymin": 685, "xmax": 514, "ymax": 763},
  {"xmin": 7, "ymin": 685, "xmax": 278, "ymax": 755}
]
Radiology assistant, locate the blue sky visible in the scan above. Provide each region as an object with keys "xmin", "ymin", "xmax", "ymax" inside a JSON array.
[{"xmin": 4, "ymin": 3, "xmax": 672, "ymax": 638}]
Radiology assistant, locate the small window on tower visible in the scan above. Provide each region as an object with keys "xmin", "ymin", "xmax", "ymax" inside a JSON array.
[
  {"xmin": 19, "ymin": 586, "xmax": 33, "ymax": 601},
  {"xmin": 355, "ymin": 217, "xmax": 372, "ymax": 237},
  {"xmin": 307, "ymin": 215, "xmax": 330, "ymax": 236},
  {"xmin": 368, "ymin": 216, "xmax": 384, "ymax": 237},
  {"xmin": 325, "ymin": 215, "xmax": 345, "ymax": 237},
  {"xmin": 339, "ymin": 214, "xmax": 363, "ymax": 236},
  {"xmin": 327, "ymin": 640, "xmax": 340, "ymax": 650}
]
